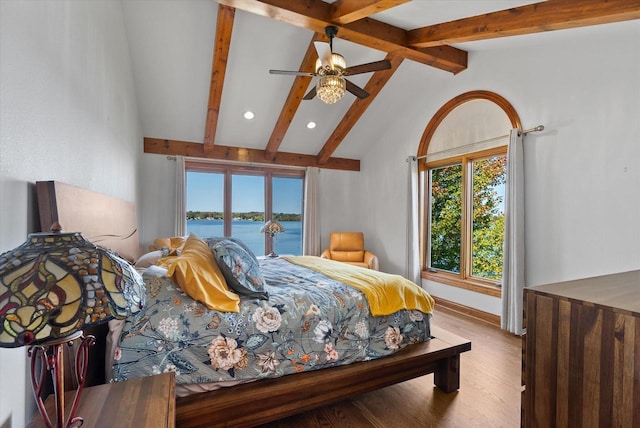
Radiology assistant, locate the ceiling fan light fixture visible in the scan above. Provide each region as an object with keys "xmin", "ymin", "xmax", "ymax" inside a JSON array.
[
  {"xmin": 315, "ymin": 53, "xmax": 346, "ymax": 74},
  {"xmin": 316, "ymin": 75, "xmax": 345, "ymax": 104},
  {"xmin": 270, "ymin": 25, "xmax": 378, "ymax": 103},
  {"xmin": 330, "ymin": 53, "xmax": 346, "ymax": 71}
]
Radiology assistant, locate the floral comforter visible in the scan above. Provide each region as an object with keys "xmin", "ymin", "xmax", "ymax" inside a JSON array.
[{"xmin": 112, "ymin": 257, "xmax": 432, "ymax": 386}]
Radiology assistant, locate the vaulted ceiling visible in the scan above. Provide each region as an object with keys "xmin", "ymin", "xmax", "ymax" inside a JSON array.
[{"xmin": 130, "ymin": 0, "xmax": 640, "ymax": 171}]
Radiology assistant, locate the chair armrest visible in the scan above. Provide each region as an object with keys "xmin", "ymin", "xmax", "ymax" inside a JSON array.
[
  {"xmin": 364, "ymin": 251, "xmax": 379, "ymax": 270},
  {"xmin": 320, "ymin": 249, "xmax": 331, "ymax": 259}
]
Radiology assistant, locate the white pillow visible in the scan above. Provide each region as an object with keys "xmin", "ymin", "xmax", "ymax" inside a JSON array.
[
  {"xmin": 135, "ymin": 250, "xmax": 163, "ymax": 268},
  {"xmin": 143, "ymin": 265, "xmax": 169, "ymax": 277}
]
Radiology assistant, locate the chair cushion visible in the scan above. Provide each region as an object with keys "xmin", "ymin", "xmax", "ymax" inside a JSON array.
[
  {"xmin": 329, "ymin": 232, "xmax": 365, "ymax": 262},
  {"xmin": 330, "ymin": 250, "xmax": 365, "ymax": 263}
]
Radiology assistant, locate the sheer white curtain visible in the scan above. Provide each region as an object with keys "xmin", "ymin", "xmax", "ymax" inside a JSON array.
[
  {"xmin": 501, "ymin": 129, "xmax": 526, "ymax": 335},
  {"xmin": 175, "ymin": 156, "xmax": 186, "ymax": 237},
  {"xmin": 302, "ymin": 166, "xmax": 321, "ymax": 256},
  {"xmin": 407, "ymin": 156, "xmax": 421, "ymax": 283}
]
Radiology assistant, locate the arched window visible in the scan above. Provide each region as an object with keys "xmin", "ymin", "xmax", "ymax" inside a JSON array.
[{"xmin": 418, "ymin": 91, "xmax": 521, "ymax": 297}]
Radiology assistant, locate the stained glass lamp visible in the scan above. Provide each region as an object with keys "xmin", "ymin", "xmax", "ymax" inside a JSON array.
[
  {"xmin": 0, "ymin": 223, "xmax": 145, "ymax": 428},
  {"xmin": 260, "ymin": 220, "xmax": 285, "ymax": 258}
]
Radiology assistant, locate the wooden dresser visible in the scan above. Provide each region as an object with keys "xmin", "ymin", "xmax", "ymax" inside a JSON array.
[{"xmin": 522, "ymin": 270, "xmax": 640, "ymax": 428}]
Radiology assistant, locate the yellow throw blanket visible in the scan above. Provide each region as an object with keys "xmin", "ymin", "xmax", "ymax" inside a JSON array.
[{"xmin": 282, "ymin": 256, "xmax": 434, "ymax": 316}]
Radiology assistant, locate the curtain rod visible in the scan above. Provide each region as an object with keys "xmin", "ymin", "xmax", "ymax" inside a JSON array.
[{"xmin": 409, "ymin": 125, "xmax": 544, "ymax": 161}]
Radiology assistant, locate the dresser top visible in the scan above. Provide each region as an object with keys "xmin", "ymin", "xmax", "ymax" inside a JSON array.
[{"xmin": 528, "ymin": 270, "xmax": 640, "ymax": 316}]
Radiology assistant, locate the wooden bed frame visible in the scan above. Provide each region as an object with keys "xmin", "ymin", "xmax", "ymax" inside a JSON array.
[
  {"xmin": 176, "ymin": 326, "xmax": 470, "ymax": 427},
  {"xmin": 35, "ymin": 180, "xmax": 472, "ymax": 427}
]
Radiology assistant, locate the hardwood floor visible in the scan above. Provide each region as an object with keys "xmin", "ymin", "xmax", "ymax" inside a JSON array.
[{"xmin": 260, "ymin": 307, "xmax": 522, "ymax": 428}]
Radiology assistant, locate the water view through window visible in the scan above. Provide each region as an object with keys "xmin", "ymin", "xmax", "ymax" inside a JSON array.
[{"xmin": 186, "ymin": 170, "xmax": 303, "ymax": 256}]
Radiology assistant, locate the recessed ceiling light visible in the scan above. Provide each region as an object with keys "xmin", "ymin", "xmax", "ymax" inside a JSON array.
[
  {"xmin": 306, "ymin": 121, "xmax": 316, "ymax": 129},
  {"xmin": 243, "ymin": 111, "xmax": 255, "ymax": 120}
]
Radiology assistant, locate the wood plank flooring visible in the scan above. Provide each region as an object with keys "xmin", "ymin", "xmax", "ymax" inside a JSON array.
[{"xmin": 259, "ymin": 307, "xmax": 522, "ymax": 428}]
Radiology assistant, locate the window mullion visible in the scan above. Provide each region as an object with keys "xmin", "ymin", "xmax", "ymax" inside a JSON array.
[
  {"xmin": 418, "ymin": 169, "xmax": 426, "ymax": 272},
  {"xmin": 264, "ymin": 173, "xmax": 273, "ymax": 255},
  {"xmin": 224, "ymin": 170, "xmax": 232, "ymax": 236},
  {"xmin": 265, "ymin": 173, "xmax": 273, "ymax": 219},
  {"xmin": 425, "ymin": 170, "xmax": 433, "ymax": 270},
  {"xmin": 461, "ymin": 157, "xmax": 473, "ymax": 280}
]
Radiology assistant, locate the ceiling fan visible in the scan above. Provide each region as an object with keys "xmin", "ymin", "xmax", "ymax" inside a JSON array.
[{"xmin": 269, "ymin": 26, "xmax": 391, "ymax": 104}]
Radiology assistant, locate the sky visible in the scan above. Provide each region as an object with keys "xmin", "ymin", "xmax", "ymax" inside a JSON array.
[{"xmin": 186, "ymin": 172, "xmax": 302, "ymax": 213}]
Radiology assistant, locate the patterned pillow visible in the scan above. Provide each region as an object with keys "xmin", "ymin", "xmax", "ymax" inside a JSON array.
[
  {"xmin": 207, "ymin": 237, "xmax": 259, "ymax": 264},
  {"xmin": 211, "ymin": 239, "xmax": 268, "ymax": 300}
]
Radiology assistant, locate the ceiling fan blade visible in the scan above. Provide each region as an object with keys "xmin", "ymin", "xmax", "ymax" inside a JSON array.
[
  {"xmin": 344, "ymin": 59, "xmax": 391, "ymax": 76},
  {"xmin": 314, "ymin": 41, "xmax": 332, "ymax": 68},
  {"xmin": 303, "ymin": 86, "xmax": 317, "ymax": 100},
  {"xmin": 345, "ymin": 80, "xmax": 369, "ymax": 99},
  {"xmin": 269, "ymin": 69, "xmax": 317, "ymax": 77}
]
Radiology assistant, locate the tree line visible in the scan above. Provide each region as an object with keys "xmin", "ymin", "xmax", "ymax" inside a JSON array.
[
  {"xmin": 430, "ymin": 156, "xmax": 506, "ymax": 281},
  {"xmin": 187, "ymin": 211, "xmax": 301, "ymax": 222}
]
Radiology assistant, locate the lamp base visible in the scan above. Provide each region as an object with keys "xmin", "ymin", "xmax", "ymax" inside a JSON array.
[
  {"xmin": 29, "ymin": 332, "xmax": 96, "ymax": 428},
  {"xmin": 266, "ymin": 252, "xmax": 279, "ymax": 258}
]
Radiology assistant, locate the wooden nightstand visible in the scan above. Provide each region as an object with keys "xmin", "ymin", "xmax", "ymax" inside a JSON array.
[{"xmin": 28, "ymin": 372, "xmax": 175, "ymax": 428}]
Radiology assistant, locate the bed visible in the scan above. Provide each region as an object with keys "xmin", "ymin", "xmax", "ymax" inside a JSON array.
[{"xmin": 36, "ymin": 180, "xmax": 471, "ymax": 427}]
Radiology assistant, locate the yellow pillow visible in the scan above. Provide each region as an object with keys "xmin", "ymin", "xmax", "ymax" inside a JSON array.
[
  {"xmin": 156, "ymin": 255, "xmax": 177, "ymax": 270},
  {"xmin": 166, "ymin": 234, "xmax": 240, "ymax": 312}
]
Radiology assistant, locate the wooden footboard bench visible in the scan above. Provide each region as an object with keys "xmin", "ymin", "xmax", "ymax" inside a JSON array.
[{"xmin": 176, "ymin": 326, "xmax": 471, "ymax": 427}]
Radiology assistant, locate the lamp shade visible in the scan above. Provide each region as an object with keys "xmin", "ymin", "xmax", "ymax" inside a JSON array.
[
  {"xmin": 260, "ymin": 220, "xmax": 285, "ymax": 236},
  {"xmin": 0, "ymin": 230, "xmax": 145, "ymax": 348}
]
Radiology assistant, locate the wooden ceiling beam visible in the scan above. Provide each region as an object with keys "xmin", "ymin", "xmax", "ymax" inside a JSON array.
[
  {"xmin": 317, "ymin": 53, "xmax": 404, "ymax": 164},
  {"xmin": 144, "ymin": 138, "xmax": 360, "ymax": 171},
  {"xmin": 214, "ymin": 0, "xmax": 467, "ymax": 74},
  {"xmin": 264, "ymin": 32, "xmax": 327, "ymax": 162},
  {"xmin": 330, "ymin": 0, "xmax": 411, "ymax": 25},
  {"xmin": 407, "ymin": 0, "xmax": 640, "ymax": 48},
  {"xmin": 203, "ymin": 5, "xmax": 235, "ymax": 155}
]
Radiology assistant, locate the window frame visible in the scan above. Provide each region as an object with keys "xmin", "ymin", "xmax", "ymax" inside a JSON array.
[
  {"xmin": 185, "ymin": 160, "xmax": 305, "ymax": 256},
  {"xmin": 417, "ymin": 91, "xmax": 522, "ymax": 299},
  {"xmin": 422, "ymin": 146, "xmax": 506, "ymax": 298}
]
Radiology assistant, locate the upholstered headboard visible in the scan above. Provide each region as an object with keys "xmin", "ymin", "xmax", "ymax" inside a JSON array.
[
  {"xmin": 34, "ymin": 180, "xmax": 141, "ymax": 388},
  {"xmin": 36, "ymin": 180, "xmax": 141, "ymax": 262}
]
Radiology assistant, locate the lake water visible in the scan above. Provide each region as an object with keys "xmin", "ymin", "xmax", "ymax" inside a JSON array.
[{"xmin": 187, "ymin": 219, "xmax": 302, "ymax": 256}]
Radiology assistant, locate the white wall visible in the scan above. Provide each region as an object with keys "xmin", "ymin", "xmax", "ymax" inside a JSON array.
[
  {"xmin": 327, "ymin": 21, "xmax": 640, "ymax": 315},
  {"xmin": 0, "ymin": 1, "xmax": 142, "ymax": 426}
]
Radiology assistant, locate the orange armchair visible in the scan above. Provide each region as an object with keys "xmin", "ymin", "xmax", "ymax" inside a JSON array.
[{"xmin": 320, "ymin": 232, "xmax": 379, "ymax": 270}]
